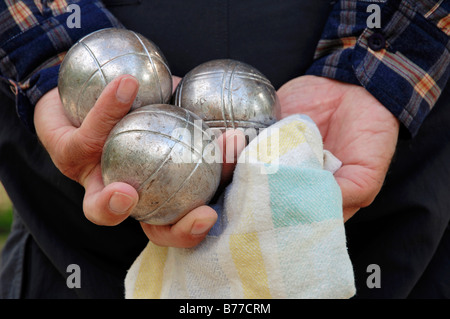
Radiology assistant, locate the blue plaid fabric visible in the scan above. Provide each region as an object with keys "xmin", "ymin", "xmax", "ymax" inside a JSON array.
[
  {"xmin": 0, "ymin": 0, "xmax": 449, "ymax": 136},
  {"xmin": 306, "ymin": 0, "xmax": 450, "ymax": 136},
  {"xmin": 0, "ymin": 0, "xmax": 122, "ymax": 131}
]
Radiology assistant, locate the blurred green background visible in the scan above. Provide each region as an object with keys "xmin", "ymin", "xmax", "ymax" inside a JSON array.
[{"xmin": 0, "ymin": 183, "xmax": 13, "ymax": 257}]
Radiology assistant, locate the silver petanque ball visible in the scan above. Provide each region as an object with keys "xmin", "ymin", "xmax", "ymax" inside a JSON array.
[
  {"xmin": 101, "ymin": 104, "xmax": 222, "ymax": 225},
  {"xmin": 173, "ymin": 59, "xmax": 280, "ymax": 136},
  {"xmin": 58, "ymin": 28, "xmax": 172, "ymax": 127}
]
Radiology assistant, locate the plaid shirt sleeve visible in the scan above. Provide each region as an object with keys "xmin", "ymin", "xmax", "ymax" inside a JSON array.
[
  {"xmin": 306, "ymin": 0, "xmax": 450, "ymax": 137},
  {"xmin": 0, "ymin": 0, "xmax": 122, "ymax": 132}
]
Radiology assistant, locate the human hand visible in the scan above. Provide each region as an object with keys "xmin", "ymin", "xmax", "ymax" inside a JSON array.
[
  {"xmin": 277, "ymin": 75, "xmax": 399, "ymax": 221},
  {"xmin": 35, "ymin": 74, "xmax": 243, "ymax": 247},
  {"xmin": 35, "ymin": 75, "xmax": 141, "ymax": 226}
]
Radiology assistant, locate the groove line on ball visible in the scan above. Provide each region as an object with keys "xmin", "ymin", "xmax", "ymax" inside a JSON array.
[
  {"xmin": 227, "ymin": 61, "xmax": 239, "ymax": 129},
  {"xmin": 135, "ymin": 109, "xmax": 192, "ymax": 194},
  {"xmin": 76, "ymin": 42, "xmax": 108, "ymax": 124},
  {"xmin": 127, "ymin": 109, "xmax": 216, "ymax": 140},
  {"xmin": 205, "ymin": 119, "xmax": 268, "ymax": 128},
  {"xmin": 220, "ymin": 63, "xmax": 230, "ymax": 129},
  {"xmin": 182, "ymin": 71, "xmax": 224, "ymax": 83},
  {"xmin": 233, "ymin": 71, "xmax": 274, "ymax": 88},
  {"xmin": 80, "ymin": 42, "xmax": 107, "ymax": 85},
  {"xmin": 73, "ymin": 53, "xmax": 168, "ymax": 97},
  {"xmin": 131, "ymin": 31, "xmax": 164, "ymax": 103},
  {"xmin": 107, "ymin": 128, "xmax": 211, "ymax": 171},
  {"xmin": 138, "ymin": 159, "xmax": 203, "ymax": 221},
  {"xmin": 100, "ymin": 52, "xmax": 169, "ymax": 69}
]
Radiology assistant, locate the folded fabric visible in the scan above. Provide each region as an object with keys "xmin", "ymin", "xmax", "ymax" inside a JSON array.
[{"xmin": 124, "ymin": 114, "xmax": 355, "ymax": 299}]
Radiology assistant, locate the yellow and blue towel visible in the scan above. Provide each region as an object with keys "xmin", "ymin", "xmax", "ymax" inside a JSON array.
[{"xmin": 124, "ymin": 114, "xmax": 355, "ymax": 299}]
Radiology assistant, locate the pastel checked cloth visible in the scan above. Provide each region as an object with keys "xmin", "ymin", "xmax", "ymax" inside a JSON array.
[{"xmin": 124, "ymin": 114, "xmax": 356, "ymax": 299}]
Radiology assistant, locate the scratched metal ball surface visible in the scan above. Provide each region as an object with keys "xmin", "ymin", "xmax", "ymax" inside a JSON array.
[
  {"xmin": 173, "ymin": 59, "xmax": 280, "ymax": 134},
  {"xmin": 101, "ymin": 104, "xmax": 222, "ymax": 225},
  {"xmin": 58, "ymin": 28, "xmax": 172, "ymax": 127}
]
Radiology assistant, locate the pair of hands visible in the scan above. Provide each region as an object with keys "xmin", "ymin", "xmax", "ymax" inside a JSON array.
[{"xmin": 34, "ymin": 74, "xmax": 399, "ymax": 248}]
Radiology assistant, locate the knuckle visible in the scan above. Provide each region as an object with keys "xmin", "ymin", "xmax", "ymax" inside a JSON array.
[
  {"xmin": 172, "ymin": 228, "xmax": 203, "ymax": 248},
  {"xmin": 145, "ymin": 225, "xmax": 202, "ymax": 248},
  {"xmin": 360, "ymin": 195, "xmax": 376, "ymax": 208},
  {"xmin": 76, "ymin": 130, "xmax": 105, "ymax": 156},
  {"xmin": 89, "ymin": 102, "xmax": 127, "ymax": 133},
  {"xmin": 50, "ymin": 147, "xmax": 82, "ymax": 181},
  {"xmin": 43, "ymin": 130, "xmax": 100, "ymax": 183},
  {"xmin": 83, "ymin": 205, "xmax": 123, "ymax": 227},
  {"xmin": 144, "ymin": 225, "xmax": 171, "ymax": 247},
  {"xmin": 82, "ymin": 202, "xmax": 101, "ymax": 225},
  {"xmin": 83, "ymin": 211, "xmax": 102, "ymax": 225}
]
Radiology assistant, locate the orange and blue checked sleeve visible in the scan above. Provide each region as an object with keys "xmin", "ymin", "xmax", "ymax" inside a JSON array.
[
  {"xmin": 306, "ymin": 0, "xmax": 450, "ymax": 137},
  {"xmin": 0, "ymin": 0, "xmax": 122, "ymax": 132},
  {"xmin": 1, "ymin": 1, "xmax": 448, "ymax": 136}
]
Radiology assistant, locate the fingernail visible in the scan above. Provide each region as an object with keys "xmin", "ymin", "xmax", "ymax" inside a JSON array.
[
  {"xmin": 190, "ymin": 220, "xmax": 214, "ymax": 235},
  {"xmin": 116, "ymin": 76, "xmax": 138, "ymax": 103},
  {"xmin": 109, "ymin": 192, "xmax": 136, "ymax": 215}
]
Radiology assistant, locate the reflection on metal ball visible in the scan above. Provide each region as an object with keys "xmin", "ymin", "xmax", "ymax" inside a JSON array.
[
  {"xmin": 101, "ymin": 104, "xmax": 222, "ymax": 225},
  {"xmin": 173, "ymin": 59, "xmax": 280, "ymax": 135},
  {"xmin": 58, "ymin": 28, "xmax": 172, "ymax": 127}
]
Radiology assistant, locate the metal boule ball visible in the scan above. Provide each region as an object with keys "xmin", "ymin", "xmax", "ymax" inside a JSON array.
[
  {"xmin": 58, "ymin": 28, "xmax": 173, "ymax": 127},
  {"xmin": 101, "ymin": 104, "xmax": 222, "ymax": 225},
  {"xmin": 173, "ymin": 59, "xmax": 280, "ymax": 137}
]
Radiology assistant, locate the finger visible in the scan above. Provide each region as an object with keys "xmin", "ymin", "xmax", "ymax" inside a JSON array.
[
  {"xmin": 334, "ymin": 165, "xmax": 384, "ymax": 222},
  {"xmin": 336, "ymin": 176, "xmax": 363, "ymax": 222},
  {"xmin": 81, "ymin": 165, "xmax": 139, "ymax": 226},
  {"xmin": 83, "ymin": 75, "xmax": 139, "ymax": 134},
  {"xmin": 140, "ymin": 205, "xmax": 218, "ymax": 248},
  {"xmin": 172, "ymin": 75, "xmax": 182, "ymax": 93},
  {"xmin": 72, "ymin": 75, "xmax": 139, "ymax": 158},
  {"xmin": 217, "ymin": 129, "xmax": 247, "ymax": 185},
  {"xmin": 65, "ymin": 75, "xmax": 139, "ymax": 183}
]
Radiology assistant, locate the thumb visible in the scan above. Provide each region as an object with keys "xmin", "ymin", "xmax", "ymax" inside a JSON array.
[{"xmin": 76, "ymin": 75, "xmax": 139, "ymax": 147}]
